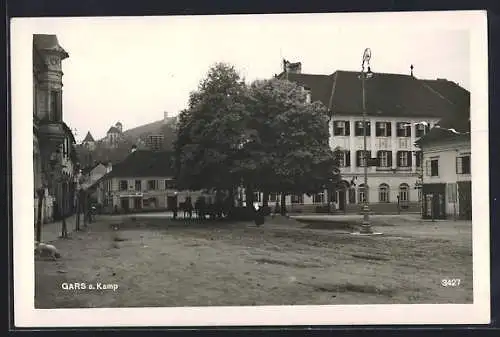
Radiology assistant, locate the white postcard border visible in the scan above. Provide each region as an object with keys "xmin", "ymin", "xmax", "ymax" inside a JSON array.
[{"xmin": 11, "ymin": 10, "xmax": 490, "ymax": 327}]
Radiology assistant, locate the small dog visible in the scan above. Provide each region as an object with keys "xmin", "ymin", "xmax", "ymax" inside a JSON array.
[{"xmin": 34, "ymin": 241, "xmax": 61, "ymax": 260}]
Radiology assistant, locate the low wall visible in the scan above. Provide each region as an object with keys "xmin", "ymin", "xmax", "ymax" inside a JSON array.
[{"xmin": 287, "ymin": 202, "xmax": 421, "ymax": 215}]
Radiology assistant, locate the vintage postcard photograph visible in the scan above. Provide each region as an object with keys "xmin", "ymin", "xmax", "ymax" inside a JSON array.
[{"xmin": 11, "ymin": 10, "xmax": 490, "ymax": 327}]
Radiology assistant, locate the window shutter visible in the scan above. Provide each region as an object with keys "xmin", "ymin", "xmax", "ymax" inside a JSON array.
[
  {"xmin": 388, "ymin": 151, "xmax": 393, "ymax": 167},
  {"xmin": 456, "ymin": 156, "xmax": 461, "ymax": 174},
  {"xmin": 375, "ymin": 122, "xmax": 381, "ymax": 136},
  {"xmin": 346, "ymin": 151, "xmax": 351, "ymax": 167},
  {"xmin": 356, "ymin": 151, "xmax": 360, "ymax": 167},
  {"xmin": 408, "ymin": 151, "xmax": 412, "ymax": 167},
  {"xmin": 387, "ymin": 122, "xmax": 392, "ymax": 137},
  {"xmin": 406, "ymin": 124, "xmax": 411, "ymax": 137},
  {"xmin": 425, "ymin": 160, "xmax": 430, "ymax": 175},
  {"xmin": 345, "ymin": 121, "xmax": 350, "ymax": 136}
]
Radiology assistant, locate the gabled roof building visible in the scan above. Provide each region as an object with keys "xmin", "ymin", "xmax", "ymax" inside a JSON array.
[
  {"xmin": 415, "ymin": 85, "xmax": 471, "ymax": 220},
  {"xmin": 89, "ymin": 150, "xmax": 208, "ymax": 213},
  {"xmin": 274, "ymin": 61, "xmax": 469, "ymax": 214}
]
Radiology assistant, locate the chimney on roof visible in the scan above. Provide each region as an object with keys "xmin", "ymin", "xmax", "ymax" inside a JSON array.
[
  {"xmin": 163, "ymin": 111, "xmax": 169, "ymax": 124},
  {"xmin": 286, "ymin": 61, "xmax": 302, "ymax": 74},
  {"xmin": 410, "ymin": 64, "xmax": 414, "ymax": 77}
]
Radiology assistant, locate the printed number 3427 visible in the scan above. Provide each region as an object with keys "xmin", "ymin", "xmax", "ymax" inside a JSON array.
[{"xmin": 441, "ymin": 279, "xmax": 461, "ymax": 287}]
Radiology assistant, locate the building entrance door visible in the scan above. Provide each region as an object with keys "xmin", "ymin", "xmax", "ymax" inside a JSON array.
[
  {"xmin": 133, "ymin": 197, "xmax": 142, "ymax": 210},
  {"xmin": 120, "ymin": 197, "xmax": 130, "ymax": 212},
  {"xmin": 426, "ymin": 192, "xmax": 446, "ymax": 219},
  {"xmin": 337, "ymin": 190, "xmax": 346, "ymax": 211}
]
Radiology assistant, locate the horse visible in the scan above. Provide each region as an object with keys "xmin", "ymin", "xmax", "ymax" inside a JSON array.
[{"xmin": 194, "ymin": 196, "xmax": 206, "ymax": 220}]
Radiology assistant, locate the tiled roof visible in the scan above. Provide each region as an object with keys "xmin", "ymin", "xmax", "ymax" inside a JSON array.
[
  {"xmin": 281, "ymin": 70, "xmax": 469, "ymax": 120},
  {"xmin": 281, "ymin": 73, "xmax": 334, "ymax": 108},
  {"xmin": 103, "ymin": 150, "xmax": 175, "ymax": 179},
  {"xmin": 61, "ymin": 122, "xmax": 76, "ymax": 144},
  {"xmin": 415, "ymin": 127, "xmax": 470, "ymax": 147},
  {"xmin": 421, "ymin": 79, "xmax": 470, "ymax": 133},
  {"xmin": 83, "ymin": 131, "xmax": 95, "ymax": 142},
  {"xmin": 107, "ymin": 126, "xmax": 121, "ymax": 134},
  {"xmin": 414, "ymin": 80, "xmax": 470, "ymax": 147}
]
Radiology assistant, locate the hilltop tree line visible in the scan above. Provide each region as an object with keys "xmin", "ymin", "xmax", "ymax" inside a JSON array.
[{"xmin": 174, "ymin": 63, "xmax": 341, "ymax": 214}]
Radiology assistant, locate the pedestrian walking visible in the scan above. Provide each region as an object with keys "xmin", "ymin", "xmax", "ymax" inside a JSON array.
[{"xmin": 254, "ymin": 203, "xmax": 265, "ymax": 227}]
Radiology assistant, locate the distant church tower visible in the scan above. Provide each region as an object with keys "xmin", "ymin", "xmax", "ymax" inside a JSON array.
[
  {"xmin": 115, "ymin": 121, "xmax": 123, "ymax": 133},
  {"xmin": 82, "ymin": 131, "xmax": 96, "ymax": 151}
]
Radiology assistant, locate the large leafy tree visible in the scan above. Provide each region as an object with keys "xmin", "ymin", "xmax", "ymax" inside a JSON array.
[
  {"xmin": 174, "ymin": 63, "xmax": 248, "ymax": 193},
  {"xmin": 244, "ymin": 78, "xmax": 339, "ymax": 213},
  {"xmin": 175, "ymin": 64, "xmax": 340, "ymax": 215}
]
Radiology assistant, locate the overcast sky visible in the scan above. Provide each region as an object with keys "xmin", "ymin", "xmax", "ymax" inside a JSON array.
[{"xmin": 21, "ymin": 12, "xmax": 470, "ymax": 142}]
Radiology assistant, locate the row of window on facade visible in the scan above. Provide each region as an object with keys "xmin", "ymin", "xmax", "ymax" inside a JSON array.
[
  {"xmin": 333, "ymin": 121, "xmax": 430, "ymax": 137},
  {"xmin": 424, "ymin": 154, "xmax": 471, "ymax": 177},
  {"xmin": 254, "ymin": 183, "xmax": 411, "ymax": 205},
  {"xmin": 113, "ymin": 179, "xmax": 177, "ymax": 192},
  {"xmin": 336, "ymin": 150, "xmax": 422, "ymax": 168}
]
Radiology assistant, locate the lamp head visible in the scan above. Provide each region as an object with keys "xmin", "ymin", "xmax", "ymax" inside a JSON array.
[{"xmin": 366, "ymin": 66, "xmax": 374, "ymax": 78}]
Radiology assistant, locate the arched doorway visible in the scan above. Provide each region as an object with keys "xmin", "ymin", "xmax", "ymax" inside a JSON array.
[
  {"xmin": 358, "ymin": 184, "xmax": 369, "ymax": 203},
  {"xmin": 378, "ymin": 183, "xmax": 390, "ymax": 203},
  {"xmin": 399, "ymin": 183, "xmax": 410, "ymax": 209},
  {"xmin": 335, "ymin": 180, "xmax": 350, "ymax": 211}
]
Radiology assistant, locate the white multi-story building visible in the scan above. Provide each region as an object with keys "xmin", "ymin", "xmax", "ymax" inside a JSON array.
[{"xmin": 269, "ymin": 62, "xmax": 469, "ymax": 214}]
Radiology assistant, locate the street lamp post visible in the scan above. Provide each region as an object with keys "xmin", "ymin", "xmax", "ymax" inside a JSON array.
[{"xmin": 360, "ymin": 48, "xmax": 373, "ymax": 234}]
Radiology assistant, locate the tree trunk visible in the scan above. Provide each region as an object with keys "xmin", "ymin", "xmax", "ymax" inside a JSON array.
[
  {"xmin": 280, "ymin": 193, "xmax": 287, "ymax": 215},
  {"xmin": 61, "ymin": 181, "xmax": 68, "ymax": 238},
  {"xmin": 75, "ymin": 191, "xmax": 80, "ymax": 231},
  {"xmin": 262, "ymin": 190, "xmax": 269, "ymax": 208},
  {"xmin": 245, "ymin": 186, "xmax": 254, "ymax": 210},
  {"xmin": 83, "ymin": 192, "xmax": 88, "ymax": 227},
  {"xmin": 87, "ymin": 194, "xmax": 93, "ymax": 224},
  {"xmin": 36, "ymin": 188, "xmax": 44, "ymax": 243}
]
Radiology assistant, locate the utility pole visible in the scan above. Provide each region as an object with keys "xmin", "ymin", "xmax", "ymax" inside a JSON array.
[{"xmin": 359, "ymin": 48, "xmax": 374, "ymax": 234}]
